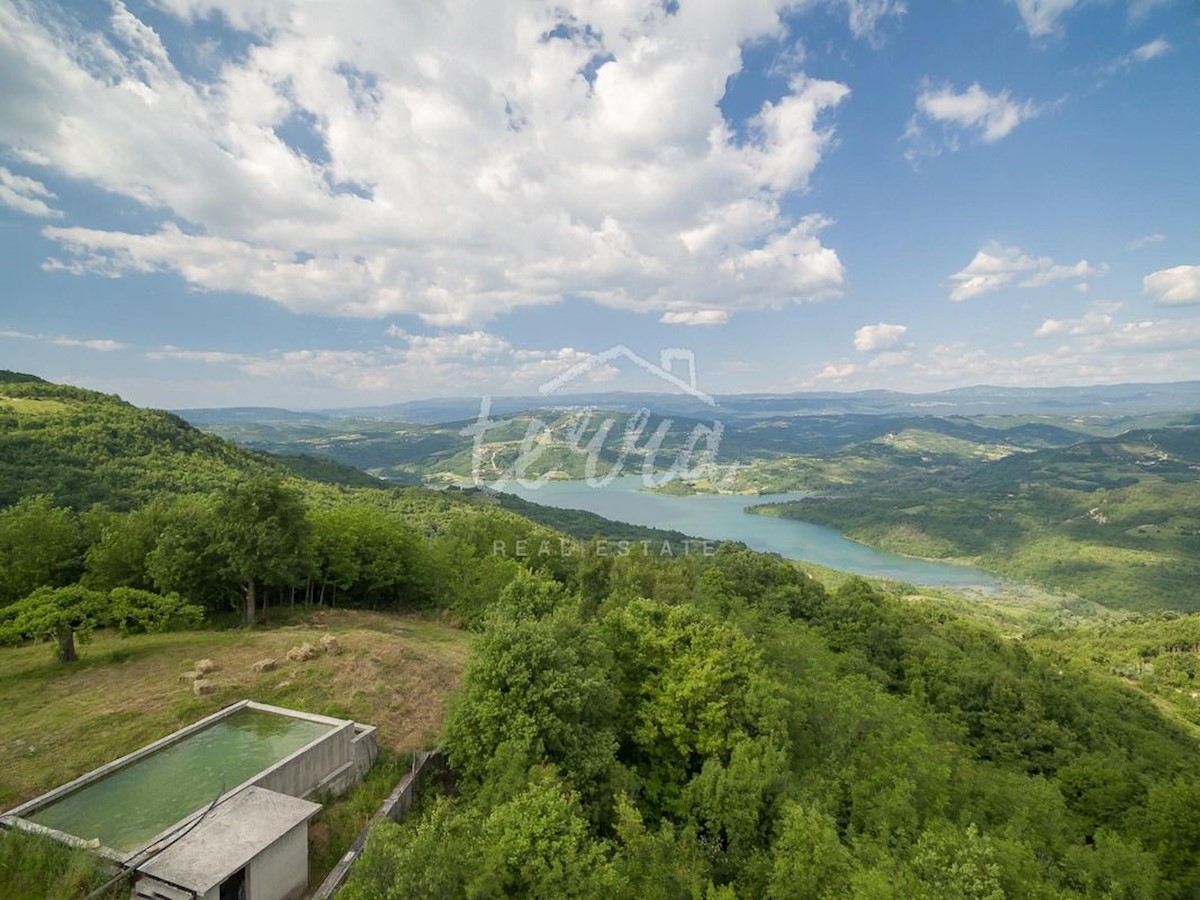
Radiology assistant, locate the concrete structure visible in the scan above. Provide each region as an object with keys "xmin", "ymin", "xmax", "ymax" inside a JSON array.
[
  {"xmin": 0, "ymin": 701, "xmax": 378, "ymax": 900},
  {"xmin": 133, "ymin": 787, "xmax": 319, "ymax": 900}
]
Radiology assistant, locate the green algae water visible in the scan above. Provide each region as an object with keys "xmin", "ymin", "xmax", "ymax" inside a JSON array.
[{"xmin": 26, "ymin": 708, "xmax": 333, "ymax": 853}]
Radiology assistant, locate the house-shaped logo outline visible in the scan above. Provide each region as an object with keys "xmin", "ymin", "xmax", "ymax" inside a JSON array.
[{"xmin": 538, "ymin": 345, "xmax": 716, "ymax": 407}]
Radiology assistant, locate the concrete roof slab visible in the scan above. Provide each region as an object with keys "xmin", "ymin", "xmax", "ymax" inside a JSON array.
[{"xmin": 137, "ymin": 787, "xmax": 320, "ymax": 894}]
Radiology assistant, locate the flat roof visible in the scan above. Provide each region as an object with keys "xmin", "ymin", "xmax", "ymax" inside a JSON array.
[{"xmin": 137, "ymin": 787, "xmax": 320, "ymax": 894}]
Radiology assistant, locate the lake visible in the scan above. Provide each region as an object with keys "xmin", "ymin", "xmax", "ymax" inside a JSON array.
[{"xmin": 496, "ymin": 475, "xmax": 1003, "ymax": 591}]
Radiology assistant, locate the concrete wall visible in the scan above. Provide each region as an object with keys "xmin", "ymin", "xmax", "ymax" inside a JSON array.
[
  {"xmin": 248, "ymin": 822, "xmax": 309, "ymax": 900},
  {"xmin": 351, "ymin": 725, "xmax": 378, "ymax": 780},
  {"xmin": 252, "ymin": 721, "xmax": 354, "ymax": 799}
]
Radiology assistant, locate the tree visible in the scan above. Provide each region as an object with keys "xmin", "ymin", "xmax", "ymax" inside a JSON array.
[
  {"xmin": 108, "ymin": 587, "xmax": 203, "ymax": 635},
  {"xmin": 213, "ymin": 478, "xmax": 309, "ymax": 625},
  {"xmin": 0, "ymin": 496, "xmax": 82, "ymax": 605},
  {"xmin": 1145, "ymin": 777, "xmax": 1200, "ymax": 897},
  {"xmin": 145, "ymin": 493, "xmax": 236, "ymax": 613},
  {"xmin": 473, "ymin": 769, "xmax": 619, "ymax": 898},
  {"xmin": 0, "ymin": 585, "xmax": 103, "ymax": 662},
  {"xmin": 767, "ymin": 803, "xmax": 853, "ymax": 900},
  {"xmin": 83, "ymin": 502, "xmax": 170, "ymax": 592},
  {"xmin": 599, "ymin": 600, "xmax": 787, "ymax": 819},
  {"xmin": 0, "ymin": 585, "xmax": 200, "ymax": 662},
  {"xmin": 904, "ymin": 822, "xmax": 1005, "ymax": 900}
]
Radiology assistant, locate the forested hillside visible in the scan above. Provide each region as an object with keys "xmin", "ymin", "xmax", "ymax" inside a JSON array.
[
  {"xmin": 6, "ymin": 374, "xmax": 1200, "ymax": 898},
  {"xmin": 754, "ymin": 472, "xmax": 1200, "ymax": 612},
  {"xmin": 0, "ymin": 371, "xmax": 381, "ymax": 509},
  {"xmin": 344, "ymin": 551, "xmax": 1200, "ymax": 899}
]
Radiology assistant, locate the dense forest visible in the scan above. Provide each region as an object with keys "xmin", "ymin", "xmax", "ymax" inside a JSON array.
[{"xmin": 5, "ymin": 372, "xmax": 1200, "ymax": 898}]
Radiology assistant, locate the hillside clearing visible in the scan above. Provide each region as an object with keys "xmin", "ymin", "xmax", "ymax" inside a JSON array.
[{"xmin": 0, "ymin": 610, "xmax": 468, "ymax": 811}]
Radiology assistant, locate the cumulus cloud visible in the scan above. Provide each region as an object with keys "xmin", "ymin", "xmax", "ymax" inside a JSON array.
[
  {"xmin": 813, "ymin": 361, "xmax": 858, "ymax": 382},
  {"xmin": 660, "ymin": 310, "xmax": 729, "ymax": 326},
  {"xmin": 1082, "ymin": 317, "xmax": 1200, "ymax": 352},
  {"xmin": 1143, "ymin": 265, "xmax": 1200, "ymax": 306},
  {"xmin": 1033, "ymin": 302, "xmax": 1119, "ymax": 338},
  {"xmin": 0, "ymin": 166, "xmax": 62, "ymax": 218},
  {"xmin": 0, "ymin": 0, "xmax": 861, "ymax": 325},
  {"xmin": 948, "ymin": 243, "xmax": 1107, "ymax": 301},
  {"xmin": 907, "ymin": 339, "xmax": 1192, "ymax": 388},
  {"xmin": 867, "ymin": 349, "xmax": 911, "ymax": 369},
  {"xmin": 853, "ymin": 322, "xmax": 907, "ymax": 352},
  {"xmin": 905, "ymin": 82, "xmax": 1041, "ymax": 161},
  {"xmin": 147, "ymin": 331, "xmax": 620, "ymax": 395}
]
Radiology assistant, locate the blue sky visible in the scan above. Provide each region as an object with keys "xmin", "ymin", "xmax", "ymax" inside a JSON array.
[{"xmin": 0, "ymin": 0, "xmax": 1197, "ymax": 408}]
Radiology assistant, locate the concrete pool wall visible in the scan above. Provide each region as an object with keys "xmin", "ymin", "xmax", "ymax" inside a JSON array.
[{"xmin": 0, "ymin": 700, "xmax": 378, "ymax": 861}]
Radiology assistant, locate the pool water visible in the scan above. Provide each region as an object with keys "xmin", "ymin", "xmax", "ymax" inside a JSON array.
[{"xmin": 26, "ymin": 708, "xmax": 333, "ymax": 853}]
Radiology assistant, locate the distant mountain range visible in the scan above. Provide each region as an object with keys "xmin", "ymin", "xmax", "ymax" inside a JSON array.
[{"xmin": 175, "ymin": 381, "xmax": 1200, "ymax": 425}]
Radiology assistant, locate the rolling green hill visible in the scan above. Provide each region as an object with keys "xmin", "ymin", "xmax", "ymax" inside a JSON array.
[
  {"xmin": 0, "ymin": 374, "xmax": 383, "ymax": 509},
  {"xmin": 751, "ymin": 430, "xmax": 1200, "ymax": 612}
]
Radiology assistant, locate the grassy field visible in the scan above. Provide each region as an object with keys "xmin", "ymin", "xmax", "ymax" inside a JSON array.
[
  {"xmin": 0, "ymin": 396, "xmax": 71, "ymax": 417},
  {"xmin": 0, "ymin": 610, "xmax": 469, "ymax": 895}
]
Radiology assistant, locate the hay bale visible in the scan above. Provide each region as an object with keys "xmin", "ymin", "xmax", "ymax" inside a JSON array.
[
  {"xmin": 194, "ymin": 658, "xmax": 219, "ymax": 674},
  {"xmin": 192, "ymin": 678, "xmax": 215, "ymax": 696},
  {"xmin": 286, "ymin": 643, "xmax": 317, "ymax": 662},
  {"xmin": 252, "ymin": 658, "xmax": 277, "ymax": 673},
  {"xmin": 179, "ymin": 670, "xmax": 202, "ymax": 683},
  {"xmin": 320, "ymin": 634, "xmax": 343, "ymax": 655}
]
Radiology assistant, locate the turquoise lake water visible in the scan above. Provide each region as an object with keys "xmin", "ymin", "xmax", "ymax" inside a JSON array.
[
  {"xmin": 497, "ymin": 475, "xmax": 1003, "ymax": 591},
  {"xmin": 26, "ymin": 708, "xmax": 333, "ymax": 853}
]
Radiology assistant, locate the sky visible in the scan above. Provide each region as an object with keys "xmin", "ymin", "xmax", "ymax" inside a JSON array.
[{"xmin": 0, "ymin": 0, "xmax": 1197, "ymax": 409}]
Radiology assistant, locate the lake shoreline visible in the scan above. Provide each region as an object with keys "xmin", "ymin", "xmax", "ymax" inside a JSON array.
[{"xmin": 487, "ymin": 475, "xmax": 1006, "ymax": 592}]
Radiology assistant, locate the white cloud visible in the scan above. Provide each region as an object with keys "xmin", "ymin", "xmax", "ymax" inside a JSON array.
[
  {"xmin": 905, "ymin": 82, "xmax": 1041, "ymax": 160},
  {"xmin": 853, "ymin": 322, "xmax": 907, "ymax": 352},
  {"xmin": 1128, "ymin": 233, "xmax": 1166, "ymax": 250},
  {"xmin": 1033, "ymin": 303, "xmax": 1118, "ymax": 338},
  {"xmin": 147, "ymin": 346, "xmax": 253, "ymax": 363},
  {"xmin": 948, "ymin": 242, "xmax": 1107, "ymax": 301},
  {"xmin": 806, "ymin": 362, "xmax": 857, "ymax": 384},
  {"xmin": 840, "ymin": 0, "xmax": 907, "ymax": 44},
  {"xmin": 0, "ymin": 328, "xmax": 126, "ymax": 351},
  {"xmin": 908, "ymin": 340, "xmax": 1195, "ymax": 388},
  {"xmin": 49, "ymin": 336, "xmax": 128, "ymax": 351},
  {"xmin": 1014, "ymin": 1, "xmax": 1176, "ymax": 38},
  {"xmin": 1100, "ymin": 36, "xmax": 1173, "ymax": 79},
  {"xmin": 1012, "ymin": 0, "xmax": 1083, "ymax": 38},
  {"xmin": 785, "ymin": 294, "xmax": 1197, "ymax": 392},
  {"xmin": 1132, "ymin": 37, "xmax": 1172, "ymax": 62},
  {"xmin": 0, "ymin": 166, "xmax": 61, "ymax": 218},
  {"xmin": 867, "ymin": 349, "xmax": 911, "ymax": 369},
  {"xmin": 146, "ymin": 331, "xmax": 623, "ymax": 396},
  {"xmin": 1128, "ymin": 0, "xmax": 1174, "ymax": 21},
  {"xmin": 0, "ymin": 0, "xmax": 857, "ymax": 325},
  {"xmin": 660, "ymin": 310, "xmax": 729, "ymax": 326},
  {"xmin": 1143, "ymin": 265, "xmax": 1200, "ymax": 306},
  {"xmin": 1083, "ymin": 317, "xmax": 1200, "ymax": 352}
]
